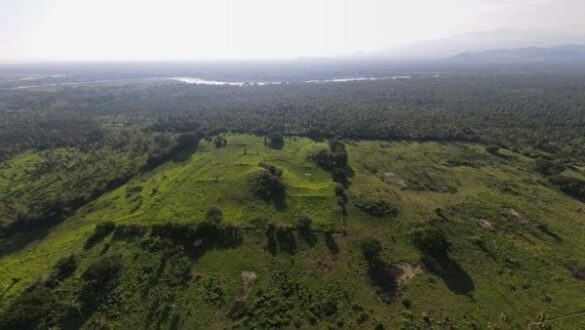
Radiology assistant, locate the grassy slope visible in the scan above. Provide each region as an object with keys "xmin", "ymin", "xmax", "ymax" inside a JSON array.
[{"xmin": 1, "ymin": 134, "xmax": 584, "ymax": 328}]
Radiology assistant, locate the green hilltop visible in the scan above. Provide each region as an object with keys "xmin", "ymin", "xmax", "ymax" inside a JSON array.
[{"xmin": 1, "ymin": 133, "xmax": 584, "ymax": 329}]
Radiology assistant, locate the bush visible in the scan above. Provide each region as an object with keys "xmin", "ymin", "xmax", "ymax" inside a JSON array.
[
  {"xmin": 267, "ymin": 132, "xmax": 284, "ymax": 149},
  {"xmin": 485, "ymin": 145, "xmax": 499, "ymax": 155},
  {"xmin": 410, "ymin": 227, "xmax": 449, "ymax": 257},
  {"xmin": 311, "ymin": 139, "xmax": 351, "ymax": 186},
  {"xmin": 296, "ymin": 214, "xmax": 312, "ymax": 231},
  {"xmin": 112, "ymin": 223, "xmax": 147, "ymax": 240},
  {"xmin": 0, "ymin": 286, "xmax": 60, "ymax": 329},
  {"xmin": 53, "ymin": 254, "xmax": 79, "ymax": 280},
  {"xmin": 214, "ymin": 135, "xmax": 227, "ymax": 148},
  {"xmin": 205, "ymin": 206, "xmax": 224, "ymax": 223},
  {"xmin": 360, "ymin": 238, "xmax": 382, "ymax": 266},
  {"xmin": 249, "ymin": 168, "xmax": 285, "ymax": 201},
  {"xmin": 258, "ymin": 161, "xmax": 283, "ymax": 177},
  {"xmin": 82, "ymin": 255, "xmax": 122, "ymax": 285},
  {"xmin": 354, "ymin": 198, "xmax": 400, "ymax": 217},
  {"xmin": 549, "ymin": 175, "xmax": 585, "ymax": 201},
  {"xmin": 535, "ymin": 159, "xmax": 565, "ymax": 176},
  {"xmin": 176, "ymin": 133, "xmax": 200, "ymax": 150}
]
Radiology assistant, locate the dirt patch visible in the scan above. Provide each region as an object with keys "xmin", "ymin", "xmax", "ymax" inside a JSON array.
[
  {"xmin": 394, "ymin": 261, "xmax": 426, "ymax": 284},
  {"xmin": 502, "ymin": 208, "xmax": 527, "ymax": 224},
  {"xmin": 228, "ymin": 271, "xmax": 257, "ymax": 319},
  {"xmin": 476, "ymin": 218, "xmax": 495, "ymax": 231},
  {"xmin": 382, "ymin": 172, "xmax": 407, "ymax": 189},
  {"xmin": 241, "ymin": 271, "xmax": 257, "ymax": 297}
]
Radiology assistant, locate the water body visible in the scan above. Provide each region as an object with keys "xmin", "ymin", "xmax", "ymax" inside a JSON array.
[
  {"xmin": 4, "ymin": 75, "xmax": 419, "ymax": 90},
  {"xmin": 169, "ymin": 75, "xmax": 413, "ymax": 86}
]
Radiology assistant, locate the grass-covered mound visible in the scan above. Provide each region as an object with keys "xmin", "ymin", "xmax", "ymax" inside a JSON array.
[{"xmin": 1, "ymin": 135, "xmax": 585, "ymax": 329}]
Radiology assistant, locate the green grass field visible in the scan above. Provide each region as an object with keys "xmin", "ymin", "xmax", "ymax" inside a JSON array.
[{"xmin": 1, "ymin": 134, "xmax": 584, "ymax": 328}]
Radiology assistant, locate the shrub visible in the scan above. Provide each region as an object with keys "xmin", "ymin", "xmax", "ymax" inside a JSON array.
[
  {"xmin": 113, "ymin": 223, "xmax": 147, "ymax": 240},
  {"xmin": 549, "ymin": 175, "xmax": 585, "ymax": 201},
  {"xmin": 334, "ymin": 183, "xmax": 345, "ymax": 197},
  {"xmin": 485, "ymin": 145, "xmax": 499, "ymax": 155},
  {"xmin": 267, "ymin": 132, "xmax": 284, "ymax": 149},
  {"xmin": 176, "ymin": 133, "xmax": 200, "ymax": 150},
  {"xmin": 214, "ymin": 135, "xmax": 227, "ymax": 148},
  {"xmin": 82, "ymin": 255, "xmax": 122, "ymax": 285},
  {"xmin": 353, "ymin": 194, "xmax": 399, "ymax": 217},
  {"xmin": 205, "ymin": 206, "xmax": 224, "ymax": 223},
  {"xmin": 249, "ymin": 168, "xmax": 285, "ymax": 201},
  {"xmin": 258, "ymin": 161, "xmax": 283, "ymax": 177},
  {"xmin": 0, "ymin": 286, "xmax": 59, "ymax": 329},
  {"xmin": 535, "ymin": 159, "xmax": 565, "ymax": 176},
  {"xmin": 360, "ymin": 238, "xmax": 382, "ymax": 266},
  {"xmin": 410, "ymin": 227, "xmax": 449, "ymax": 257},
  {"xmin": 296, "ymin": 213, "xmax": 312, "ymax": 231},
  {"xmin": 53, "ymin": 254, "xmax": 79, "ymax": 280},
  {"xmin": 311, "ymin": 139, "xmax": 351, "ymax": 186}
]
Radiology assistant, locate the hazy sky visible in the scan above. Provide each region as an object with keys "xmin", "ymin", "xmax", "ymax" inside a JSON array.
[{"xmin": 0, "ymin": 0, "xmax": 583, "ymax": 62}]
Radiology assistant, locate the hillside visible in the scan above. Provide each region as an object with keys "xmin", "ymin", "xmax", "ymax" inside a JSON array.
[
  {"xmin": 1, "ymin": 134, "xmax": 584, "ymax": 329},
  {"xmin": 448, "ymin": 45, "xmax": 585, "ymax": 63}
]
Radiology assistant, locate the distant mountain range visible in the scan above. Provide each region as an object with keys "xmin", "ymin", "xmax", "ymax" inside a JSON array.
[
  {"xmin": 447, "ymin": 44, "xmax": 585, "ymax": 63},
  {"xmin": 374, "ymin": 29, "xmax": 585, "ymax": 61}
]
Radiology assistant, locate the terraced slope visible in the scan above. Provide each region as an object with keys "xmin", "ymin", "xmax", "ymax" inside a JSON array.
[{"xmin": 1, "ymin": 135, "xmax": 584, "ymax": 329}]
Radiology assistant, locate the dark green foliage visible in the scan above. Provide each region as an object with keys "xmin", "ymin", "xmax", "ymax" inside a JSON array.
[
  {"xmin": 176, "ymin": 133, "xmax": 200, "ymax": 150},
  {"xmin": 360, "ymin": 238, "xmax": 382, "ymax": 266},
  {"xmin": 410, "ymin": 227, "xmax": 449, "ymax": 257},
  {"xmin": 145, "ymin": 132, "xmax": 202, "ymax": 169},
  {"xmin": 112, "ymin": 223, "xmax": 147, "ymax": 240},
  {"xmin": 214, "ymin": 135, "xmax": 228, "ymax": 148},
  {"xmin": 296, "ymin": 213, "xmax": 312, "ymax": 231},
  {"xmin": 242, "ymin": 271, "xmax": 346, "ymax": 329},
  {"xmin": 82, "ymin": 255, "xmax": 122, "ymax": 285},
  {"xmin": 275, "ymin": 225, "xmax": 297, "ymax": 254},
  {"xmin": 249, "ymin": 165, "xmax": 285, "ymax": 202},
  {"xmin": 52, "ymin": 254, "xmax": 79, "ymax": 281},
  {"xmin": 312, "ymin": 139, "xmax": 352, "ymax": 186},
  {"xmin": 0, "ymin": 286, "xmax": 61, "ymax": 330},
  {"xmin": 85, "ymin": 221, "xmax": 116, "ymax": 249},
  {"xmin": 205, "ymin": 206, "xmax": 224, "ymax": 223},
  {"xmin": 151, "ymin": 221, "xmax": 243, "ymax": 257},
  {"xmin": 534, "ymin": 159, "xmax": 565, "ymax": 176},
  {"xmin": 354, "ymin": 198, "xmax": 399, "ymax": 217},
  {"xmin": 258, "ymin": 161, "xmax": 283, "ymax": 177},
  {"xmin": 166, "ymin": 253, "xmax": 193, "ymax": 286},
  {"xmin": 265, "ymin": 224, "xmax": 297, "ymax": 254},
  {"xmin": 549, "ymin": 175, "xmax": 585, "ymax": 201},
  {"xmin": 267, "ymin": 132, "xmax": 284, "ymax": 149},
  {"xmin": 485, "ymin": 145, "xmax": 499, "ymax": 155}
]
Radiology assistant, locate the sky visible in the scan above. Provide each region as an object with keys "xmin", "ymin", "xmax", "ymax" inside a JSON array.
[{"xmin": 0, "ymin": 0, "xmax": 583, "ymax": 62}]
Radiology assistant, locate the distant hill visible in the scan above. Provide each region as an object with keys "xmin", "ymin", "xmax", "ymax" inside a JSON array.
[
  {"xmin": 447, "ymin": 44, "xmax": 585, "ymax": 63},
  {"xmin": 372, "ymin": 29, "xmax": 585, "ymax": 61}
]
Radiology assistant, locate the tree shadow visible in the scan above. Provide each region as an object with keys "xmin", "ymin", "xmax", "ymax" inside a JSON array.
[
  {"xmin": 0, "ymin": 224, "xmax": 52, "ymax": 259},
  {"xmin": 112, "ymin": 224, "xmax": 147, "ymax": 242},
  {"xmin": 264, "ymin": 224, "xmax": 297, "ymax": 255},
  {"xmin": 299, "ymin": 229, "xmax": 317, "ymax": 248},
  {"xmin": 150, "ymin": 222, "xmax": 243, "ymax": 263},
  {"xmin": 324, "ymin": 232, "xmax": 340, "ymax": 255},
  {"xmin": 367, "ymin": 262, "xmax": 400, "ymax": 304},
  {"xmin": 271, "ymin": 193, "xmax": 288, "ymax": 211},
  {"xmin": 535, "ymin": 223, "xmax": 563, "ymax": 242},
  {"xmin": 421, "ymin": 255, "xmax": 474, "ymax": 295}
]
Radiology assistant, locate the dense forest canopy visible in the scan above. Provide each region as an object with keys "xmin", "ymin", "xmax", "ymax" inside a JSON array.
[{"xmin": 1, "ymin": 69, "xmax": 584, "ymax": 162}]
